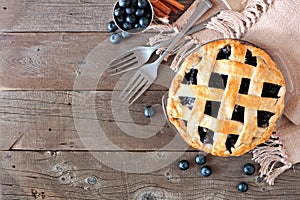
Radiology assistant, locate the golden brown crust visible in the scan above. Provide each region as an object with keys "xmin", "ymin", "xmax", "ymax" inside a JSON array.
[{"xmin": 167, "ymin": 39, "xmax": 286, "ymax": 157}]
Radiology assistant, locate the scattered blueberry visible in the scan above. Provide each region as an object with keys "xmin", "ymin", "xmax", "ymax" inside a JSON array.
[
  {"xmin": 125, "ymin": 6, "xmax": 136, "ymax": 15},
  {"xmin": 119, "ymin": 0, "xmax": 131, "ymax": 7},
  {"xmin": 109, "ymin": 33, "xmax": 121, "ymax": 44},
  {"xmin": 238, "ymin": 182, "xmax": 248, "ymax": 192},
  {"xmin": 131, "ymin": 0, "xmax": 138, "ymax": 6},
  {"xmin": 139, "ymin": 17, "xmax": 149, "ymax": 28},
  {"xmin": 126, "ymin": 15, "xmax": 137, "ymax": 24},
  {"xmin": 178, "ymin": 160, "xmax": 189, "ymax": 170},
  {"xmin": 243, "ymin": 163, "xmax": 255, "ymax": 176},
  {"xmin": 144, "ymin": 105, "xmax": 155, "ymax": 118},
  {"xmin": 200, "ymin": 166, "xmax": 212, "ymax": 177},
  {"xmin": 138, "ymin": 0, "xmax": 148, "ymax": 8},
  {"xmin": 107, "ymin": 21, "xmax": 118, "ymax": 32},
  {"xmin": 121, "ymin": 31, "xmax": 131, "ymax": 38},
  {"xmin": 195, "ymin": 155, "xmax": 207, "ymax": 165}
]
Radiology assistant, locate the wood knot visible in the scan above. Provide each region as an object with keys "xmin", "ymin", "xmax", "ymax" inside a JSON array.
[{"xmin": 31, "ymin": 189, "xmax": 46, "ymax": 199}]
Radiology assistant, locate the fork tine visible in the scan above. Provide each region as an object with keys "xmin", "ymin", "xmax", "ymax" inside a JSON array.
[
  {"xmin": 127, "ymin": 80, "xmax": 151, "ymax": 105},
  {"xmin": 110, "ymin": 61, "xmax": 141, "ymax": 76},
  {"xmin": 108, "ymin": 59, "xmax": 139, "ymax": 75},
  {"xmin": 122, "ymin": 75, "xmax": 145, "ymax": 101},
  {"xmin": 124, "ymin": 78, "xmax": 148, "ymax": 104},
  {"xmin": 119, "ymin": 73, "xmax": 142, "ymax": 98},
  {"xmin": 107, "ymin": 51, "xmax": 134, "ymax": 67},
  {"xmin": 107, "ymin": 54, "xmax": 136, "ymax": 69}
]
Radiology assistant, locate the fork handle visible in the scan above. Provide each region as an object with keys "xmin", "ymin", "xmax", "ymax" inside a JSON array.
[
  {"xmin": 159, "ymin": 0, "xmax": 212, "ymax": 60},
  {"xmin": 154, "ymin": 11, "xmax": 219, "ymax": 50}
]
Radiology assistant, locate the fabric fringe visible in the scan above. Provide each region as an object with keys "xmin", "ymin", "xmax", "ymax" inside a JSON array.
[
  {"xmin": 169, "ymin": 39, "xmax": 199, "ymax": 71},
  {"xmin": 252, "ymin": 135, "xmax": 292, "ymax": 185},
  {"xmin": 147, "ymin": 0, "xmax": 275, "ymax": 70},
  {"xmin": 206, "ymin": 0, "xmax": 275, "ymax": 38}
]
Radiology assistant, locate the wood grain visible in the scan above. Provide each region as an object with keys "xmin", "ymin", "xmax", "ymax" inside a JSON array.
[
  {"xmin": 1, "ymin": 151, "xmax": 299, "ymax": 200},
  {"xmin": 0, "ymin": 32, "xmax": 169, "ymax": 91},
  {"xmin": 0, "ymin": 0, "xmax": 115, "ymax": 32},
  {"xmin": 1, "ymin": 90, "xmax": 297, "ymax": 151},
  {"xmin": 0, "ymin": 90, "xmax": 178, "ymax": 151},
  {"xmin": 0, "ymin": 0, "xmax": 299, "ymax": 198}
]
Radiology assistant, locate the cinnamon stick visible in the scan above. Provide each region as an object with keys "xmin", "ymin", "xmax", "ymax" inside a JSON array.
[
  {"xmin": 163, "ymin": 0, "xmax": 185, "ymax": 11},
  {"xmin": 152, "ymin": 4, "xmax": 169, "ymax": 18},
  {"xmin": 150, "ymin": 0, "xmax": 172, "ymax": 15},
  {"xmin": 160, "ymin": 0, "xmax": 179, "ymax": 14}
]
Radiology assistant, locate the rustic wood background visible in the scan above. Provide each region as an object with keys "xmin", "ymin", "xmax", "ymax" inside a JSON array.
[{"xmin": 0, "ymin": 0, "xmax": 299, "ymax": 199}]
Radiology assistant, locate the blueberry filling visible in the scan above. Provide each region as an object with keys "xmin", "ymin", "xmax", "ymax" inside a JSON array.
[
  {"xmin": 182, "ymin": 68, "xmax": 198, "ymax": 85},
  {"xmin": 204, "ymin": 101, "xmax": 221, "ymax": 118},
  {"xmin": 226, "ymin": 134, "xmax": 239, "ymax": 153},
  {"xmin": 216, "ymin": 45, "xmax": 231, "ymax": 60},
  {"xmin": 209, "ymin": 73, "xmax": 228, "ymax": 89},
  {"xmin": 239, "ymin": 78, "xmax": 250, "ymax": 94},
  {"xmin": 231, "ymin": 105, "xmax": 245, "ymax": 123},
  {"xmin": 261, "ymin": 82, "xmax": 281, "ymax": 98},
  {"xmin": 245, "ymin": 49, "xmax": 257, "ymax": 66},
  {"xmin": 179, "ymin": 96, "xmax": 195, "ymax": 110},
  {"xmin": 198, "ymin": 127, "xmax": 214, "ymax": 144},
  {"xmin": 257, "ymin": 110, "xmax": 274, "ymax": 128}
]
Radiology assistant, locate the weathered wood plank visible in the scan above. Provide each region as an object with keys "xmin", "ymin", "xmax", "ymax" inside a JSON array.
[
  {"xmin": 0, "ymin": 32, "xmax": 170, "ymax": 91},
  {"xmin": 0, "ymin": 0, "xmax": 191, "ymax": 32},
  {"xmin": 0, "ymin": 90, "xmax": 178, "ymax": 151},
  {"xmin": 0, "ymin": 151, "xmax": 299, "ymax": 200},
  {"xmin": 0, "ymin": 90, "xmax": 297, "ymax": 152},
  {"xmin": 0, "ymin": 0, "xmax": 115, "ymax": 32}
]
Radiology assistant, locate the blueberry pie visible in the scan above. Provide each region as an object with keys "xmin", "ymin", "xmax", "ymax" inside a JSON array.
[{"xmin": 167, "ymin": 39, "xmax": 286, "ymax": 156}]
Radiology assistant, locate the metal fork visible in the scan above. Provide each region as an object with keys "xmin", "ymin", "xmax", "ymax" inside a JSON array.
[
  {"xmin": 107, "ymin": 11, "xmax": 217, "ymax": 76},
  {"xmin": 120, "ymin": 0, "xmax": 212, "ymax": 105}
]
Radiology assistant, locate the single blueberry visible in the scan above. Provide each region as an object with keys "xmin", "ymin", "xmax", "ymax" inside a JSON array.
[
  {"xmin": 195, "ymin": 155, "xmax": 207, "ymax": 165},
  {"xmin": 125, "ymin": 6, "xmax": 136, "ymax": 15},
  {"xmin": 135, "ymin": 8, "xmax": 145, "ymax": 16},
  {"xmin": 126, "ymin": 15, "xmax": 137, "ymax": 24},
  {"xmin": 107, "ymin": 21, "xmax": 118, "ymax": 32},
  {"xmin": 119, "ymin": 0, "xmax": 131, "ymax": 7},
  {"xmin": 243, "ymin": 163, "xmax": 255, "ymax": 176},
  {"xmin": 122, "ymin": 21, "xmax": 133, "ymax": 30},
  {"xmin": 139, "ymin": 17, "xmax": 149, "ymax": 28},
  {"xmin": 200, "ymin": 166, "xmax": 212, "ymax": 177},
  {"xmin": 114, "ymin": 7, "xmax": 125, "ymax": 17},
  {"xmin": 178, "ymin": 160, "xmax": 189, "ymax": 170},
  {"xmin": 145, "ymin": 11, "xmax": 152, "ymax": 18},
  {"xmin": 238, "ymin": 182, "xmax": 248, "ymax": 192},
  {"xmin": 116, "ymin": 16, "xmax": 125, "ymax": 23},
  {"xmin": 138, "ymin": 0, "xmax": 148, "ymax": 8},
  {"xmin": 109, "ymin": 33, "xmax": 121, "ymax": 44},
  {"xmin": 134, "ymin": 23, "xmax": 140, "ymax": 29},
  {"xmin": 121, "ymin": 31, "xmax": 130, "ymax": 38},
  {"xmin": 131, "ymin": 0, "xmax": 138, "ymax": 6},
  {"xmin": 144, "ymin": 105, "xmax": 155, "ymax": 118}
]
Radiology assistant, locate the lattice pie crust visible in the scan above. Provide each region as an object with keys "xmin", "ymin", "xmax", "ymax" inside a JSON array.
[{"xmin": 167, "ymin": 39, "xmax": 286, "ymax": 156}]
